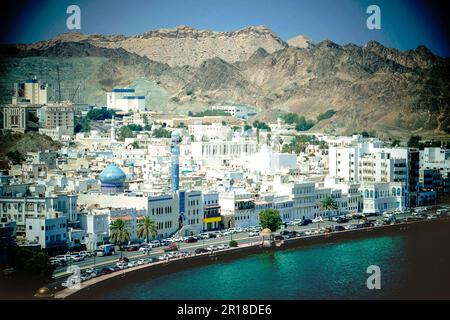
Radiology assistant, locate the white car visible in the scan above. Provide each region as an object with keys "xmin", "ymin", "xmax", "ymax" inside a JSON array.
[
  {"xmin": 312, "ymin": 217, "xmax": 323, "ymax": 223},
  {"xmin": 61, "ymin": 278, "xmax": 78, "ymax": 288},
  {"xmin": 217, "ymin": 244, "xmax": 230, "ymax": 250},
  {"xmin": 150, "ymin": 240, "xmax": 161, "ymax": 247},
  {"xmin": 116, "ymin": 262, "xmax": 129, "ymax": 269},
  {"xmin": 71, "ymin": 255, "xmax": 85, "ymax": 262},
  {"xmin": 207, "ymin": 245, "xmax": 218, "ymax": 251},
  {"xmin": 248, "ymin": 231, "xmax": 259, "ymax": 237}
]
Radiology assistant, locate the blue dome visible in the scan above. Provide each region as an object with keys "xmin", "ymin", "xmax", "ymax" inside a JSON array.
[{"xmin": 99, "ymin": 164, "xmax": 126, "ymax": 184}]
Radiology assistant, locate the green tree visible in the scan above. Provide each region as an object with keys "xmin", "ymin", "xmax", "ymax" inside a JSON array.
[
  {"xmin": 316, "ymin": 109, "xmax": 336, "ymax": 122},
  {"xmin": 153, "ymin": 128, "xmax": 172, "ymax": 138},
  {"xmin": 390, "ymin": 139, "xmax": 401, "ymax": 147},
  {"xmin": 407, "ymin": 135, "xmax": 422, "ymax": 148},
  {"xmin": 137, "ymin": 216, "xmax": 157, "ymax": 244},
  {"xmin": 74, "ymin": 116, "xmax": 90, "ymax": 133},
  {"xmin": 253, "ymin": 120, "xmax": 271, "ymax": 131},
  {"xmin": 118, "ymin": 126, "xmax": 134, "ymax": 140},
  {"xmin": 131, "ymin": 141, "xmax": 140, "ymax": 149},
  {"xmin": 5, "ymin": 151, "xmax": 25, "ymax": 164},
  {"xmin": 110, "ymin": 219, "xmax": 131, "ymax": 251},
  {"xmin": 320, "ymin": 196, "xmax": 339, "ymax": 221},
  {"xmin": 87, "ymin": 108, "xmax": 115, "ymax": 121},
  {"xmin": 142, "ymin": 114, "xmax": 152, "ymax": 131},
  {"xmin": 259, "ymin": 209, "xmax": 282, "ymax": 232},
  {"xmin": 127, "ymin": 124, "xmax": 143, "ymax": 132},
  {"xmin": 229, "ymin": 240, "xmax": 238, "ymax": 247},
  {"xmin": 13, "ymin": 248, "xmax": 55, "ymax": 280},
  {"xmin": 281, "ymin": 112, "xmax": 315, "ymax": 131}
]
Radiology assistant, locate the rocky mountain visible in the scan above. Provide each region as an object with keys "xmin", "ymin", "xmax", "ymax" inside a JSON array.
[
  {"xmin": 0, "ymin": 26, "xmax": 449, "ymax": 138},
  {"xmin": 26, "ymin": 25, "xmax": 288, "ymax": 67}
]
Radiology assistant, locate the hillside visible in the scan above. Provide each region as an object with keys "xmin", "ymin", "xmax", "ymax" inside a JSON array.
[
  {"xmin": 0, "ymin": 25, "xmax": 449, "ymax": 138},
  {"xmin": 0, "ymin": 132, "xmax": 63, "ymax": 164}
]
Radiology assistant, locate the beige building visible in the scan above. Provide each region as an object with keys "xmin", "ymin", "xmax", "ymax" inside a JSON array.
[
  {"xmin": 2, "ymin": 104, "xmax": 40, "ymax": 133},
  {"xmin": 41, "ymin": 104, "xmax": 75, "ymax": 136},
  {"xmin": 12, "ymin": 79, "xmax": 48, "ymax": 105}
]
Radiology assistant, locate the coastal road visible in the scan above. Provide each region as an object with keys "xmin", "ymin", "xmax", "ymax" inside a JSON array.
[{"xmin": 53, "ymin": 210, "xmax": 431, "ymax": 279}]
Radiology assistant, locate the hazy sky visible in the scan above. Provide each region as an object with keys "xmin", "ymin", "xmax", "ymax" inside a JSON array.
[{"xmin": 1, "ymin": 0, "xmax": 449, "ymax": 56}]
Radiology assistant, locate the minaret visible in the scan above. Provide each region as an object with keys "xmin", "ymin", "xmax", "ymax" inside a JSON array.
[
  {"xmin": 170, "ymin": 131, "xmax": 180, "ymax": 192},
  {"xmin": 111, "ymin": 116, "xmax": 116, "ymax": 143}
]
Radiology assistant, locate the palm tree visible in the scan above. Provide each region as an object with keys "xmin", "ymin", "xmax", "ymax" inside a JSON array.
[
  {"xmin": 320, "ymin": 196, "xmax": 339, "ymax": 221},
  {"xmin": 137, "ymin": 216, "xmax": 158, "ymax": 244},
  {"xmin": 110, "ymin": 219, "xmax": 131, "ymax": 253}
]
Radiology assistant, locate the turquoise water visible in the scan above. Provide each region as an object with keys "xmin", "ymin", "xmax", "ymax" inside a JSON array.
[{"xmin": 102, "ymin": 227, "xmax": 450, "ymax": 299}]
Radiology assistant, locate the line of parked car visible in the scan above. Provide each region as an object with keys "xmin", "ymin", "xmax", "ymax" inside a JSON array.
[{"xmin": 51, "ymin": 251, "xmax": 96, "ymax": 266}]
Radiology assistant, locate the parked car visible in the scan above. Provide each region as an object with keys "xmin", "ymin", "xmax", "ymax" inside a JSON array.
[
  {"xmin": 98, "ymin": 267, "xmax": 116, "ymax": 276},
  {"xmin": 79, "ymin": 251, "xmax": 94, "ymax": 258},
  {"xmin": 217, "ymin": 244, "xmax": 230, "ymax": 250},
  {"xmin": 150, "ymin": 240, "xmax": 160, "ymax": 247},
  {"xmin": 300, "ymin": 219, "xmax": 312, "ymax": 226},
  {"xmin": 334, "ymin": 225, "xmax": 346, "ymax": 231},
  {"xmin": 207, "ymin": 245, "xmax": 218, "ymax": 252},
  {"xmin": 160, "ymin": 239, "xmax": 171, "ymax": 246},
  {"xmin": 61, "ymin": 278, "xmax": 78, "ymax": 288},
  {"xmin": 336, "ymin": 217, "xmax": 350, "ymax": 224},
  {"xmin": 184, "ymin": 236, "xmax": 198, "ymax": 243},
  {"xmin": 195, "ymin": 248, "xmax": 209, "ymax": 254},
  {"xmin": 312, "ymin": 217, "xmax": 323, "ymax": 223},
  {"xmin": 164, "ymin": 243, "xmax": 178, "ymax": 252},
  {"xmin": 274, "ymin": 235, "xmax": 284, "ymax": 241},
  {"xmin": 248, "ymin": 231, "xmax": 259, "ymax": 237},
  {"xmin": 126, "ymin": 244, "xmax": 140, "ymax": 251},
  {"xmin": 147, "ymin": 257, "xmax": 159, "ymax": 263},
  {"xmin": 139, "ymin": 246, "xmax": 152, "ymax": 252},
  {"xmin": 116, "ymin": 262, "xmax": 129, "ymax": 269},
  {"xmin": 71, "ymin": 255, "xmax": 85, "ymax": 262},
  {"xmin": 360, "ymin": 222, "xmax": 374, "ymax": 228},
  {"xmin": 284, "ymin": 232, "xmax": 297, "ymax": 239}
]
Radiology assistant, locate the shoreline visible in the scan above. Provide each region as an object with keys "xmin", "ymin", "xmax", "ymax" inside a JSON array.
[{"xmin": 54, "ymin": 216, "xmax": 450, "ymax": 300}]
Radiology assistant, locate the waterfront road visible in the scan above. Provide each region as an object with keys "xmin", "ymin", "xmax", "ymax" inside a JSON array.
[{"xmin": 53, "ymin": 209, "xmax": 446, "ymax": 279}]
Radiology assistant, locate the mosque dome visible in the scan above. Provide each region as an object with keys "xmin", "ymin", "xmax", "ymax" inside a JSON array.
[{"xmin": 99, "ymin": 164, "xmax": 126, "ymax": 185}]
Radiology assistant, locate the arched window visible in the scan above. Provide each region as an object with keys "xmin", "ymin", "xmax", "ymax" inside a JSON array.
[
  {"xmin": 370, "ymin": 190, "xmax": 374, "ymax": 198},
  {"xmin": 397, "ymin": 188, "xmax": 401, "ymax": 196},
  {"xmin": 365, "ymin": 189, "xmax": 369, "ymax": 198},
  {"xmin": 392, "ymin": 187, "xmax": 396, "ymax": 196}
]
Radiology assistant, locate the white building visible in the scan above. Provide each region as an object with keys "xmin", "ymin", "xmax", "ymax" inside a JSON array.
[
  {"xmin": 107, "ymin": 88, "xmax": 146, "ymax": 112},
  {"xmin": 188, "ymin": 123, "xmax": 232, "ymax": 141},
  {"xmin": 26, "ymin": 214, "xmax": 67, "ymax": 249},
  {"xmin": 360, "ymin": 182, "xmax": 407, "ymax": 214},
  {"xmin": 211, "ymin": 105, "xmax": 252, "ymax": 120},
  {"xmin": 79, "ymin": 210, "xmax": 110, "ymax": 250}
]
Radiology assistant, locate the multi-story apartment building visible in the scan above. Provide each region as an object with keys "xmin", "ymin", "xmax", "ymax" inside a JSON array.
[
  {"xmin": 0, "ymin": 192, "xmax": 78, "ymax": 235},
  {"xmin": 202, "ymin": 192, "xmax": 221, "ymax": 231},
  {"xmin": 40, "ymin": 104, "xmax": 75, "ymax": 136},
  {"xmin": 25, "ymin": 213, "xmax": 67, "ymax": 250},
  {"xmin": 12, "ymin": 79, "xmax": 48, "ymax": 105}
]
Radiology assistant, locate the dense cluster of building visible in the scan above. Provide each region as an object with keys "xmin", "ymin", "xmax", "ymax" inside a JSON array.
[{"xmin": 1, "ymin": 79, "xmax": 449, "ymax": 256}]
